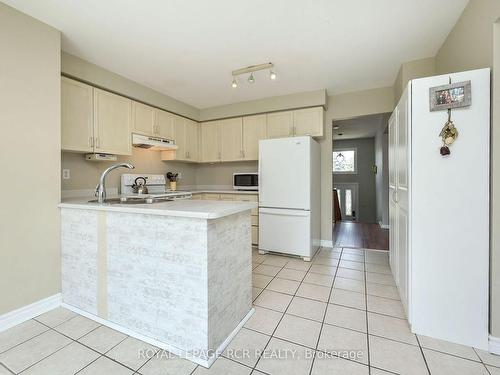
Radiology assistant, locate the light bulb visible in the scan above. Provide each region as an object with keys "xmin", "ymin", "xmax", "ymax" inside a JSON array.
[
  {"xmin": 231, "ymin": 78, "xmax": 238, "ymax": 88},
  {"xmin": 270, "ymin": 70, "xmax": 277, "ymax": 80},
  {"xmin": 248, "ymin": 73, "xmax": 255, "ymax": 84}
]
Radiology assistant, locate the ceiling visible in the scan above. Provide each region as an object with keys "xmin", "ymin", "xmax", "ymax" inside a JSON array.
[
  {"xmin": 333, "ymin": 113, "xmax": 391, "ymax": 140},
  {"xmin": 4, "ymin": 0, "xmax": 468, "ymax": 109}
]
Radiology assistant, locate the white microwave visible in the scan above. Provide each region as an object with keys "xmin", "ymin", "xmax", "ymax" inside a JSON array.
[{"xmin": 233, "ymin": 172, "xmax": 258, "ymax": 191}]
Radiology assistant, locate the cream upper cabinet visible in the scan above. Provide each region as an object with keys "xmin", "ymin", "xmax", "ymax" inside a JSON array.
[
  {"xmin": 185, "ymin": 119, "xmax": 200, "ymax": 161},
  {"xmin": 132, "ymin": 102, "xmax": 156, "ymax": 136},
  {"xmin": 201, "ymin": 121, "xmax": 221, "ymax": 162},
  {"xmin": 156, "ymin": 110, "xmax": 174, "ymax": 139},
  {"xmin": 220, "ymin": 118, "xmax": 243, "ymax": 161},
  {"xmin": 172, "ymin": 114, "xmax": 186, "ymax": 159},
  {"xmin": 293, "ymin": 107, "xmax": 324, "ymax": 137},
  {"xmin": 242, "ymin": 114, "xmax": 267, "ymax": 160},
  {"xmin": 267, "ymin": 111, "xmax": 294, "ymax": 138},
  {"xmin": 61, "ymin": 77, "xmax": 94, "ymax": 152},
  {"xmin": 93, "ymin": 88, "xmax": 132, "ymax": 155}
]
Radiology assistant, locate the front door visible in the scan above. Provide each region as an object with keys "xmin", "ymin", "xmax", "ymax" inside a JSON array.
[{"xmin": 333, "ymin": 183, "xmax": 358, "ymax": 221}]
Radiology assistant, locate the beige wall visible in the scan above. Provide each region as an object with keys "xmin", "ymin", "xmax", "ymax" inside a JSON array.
[
  {"xmin": 0, "ymin": 4, "xmax": 61, "ymax": 314},
  {"xmin": 393, "ymin": 57, "xmax": 436, "ymax": 104},
  {"xmin": 62, "ymin": 52, "xmax": 200, "ymax": 121},
  {"xmin": 435, "ymin": 0, "xmax": 500, "ymax": 338},
  {"xmin": 199, "ymin": 89, "xmax": 327, "ymax": 121},
  {"xmin": 62, "ymin": 149, "xmax": 198, "ymax": 191},
  {"xmin": 435, "ymin": 0, "xmax": 500, "ymax": 75},
  {"xmin": 195, "ymin": 162, "xmax": 258, "ymax": 187}
]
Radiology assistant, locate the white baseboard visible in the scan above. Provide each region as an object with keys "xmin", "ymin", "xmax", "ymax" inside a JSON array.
[
  {"xmin": 320, "ymin": 240, "xmax": 333, "ymax": 248},
  {"xmin": 62, "ymin": 303, "xmax": 254, "ymax": 368},
  {"xmin": 379, "ymin": 221, "xmax": 389, "ymax": 229},
  {"xmin": 489, "ymin": 335, "xmax": 500, "ymax": 355},
  {"xmin": 0, "ymin": 294, "xmax": 62, "ymax": 332}
]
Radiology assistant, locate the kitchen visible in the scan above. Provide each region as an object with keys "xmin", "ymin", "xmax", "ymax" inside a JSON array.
[{"xmin": 57, "ymin": 70, "xmax": 323, "ymax": 366}]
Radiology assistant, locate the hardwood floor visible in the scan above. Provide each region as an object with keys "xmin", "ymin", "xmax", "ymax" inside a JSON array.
[{"xmin": 332, "ymin": 221, "xmax": 389, "ymax": 250}]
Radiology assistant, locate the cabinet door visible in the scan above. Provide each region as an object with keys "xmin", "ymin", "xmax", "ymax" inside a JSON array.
[
  {"xmin": 93, "ymin": 89, "xmax": 132, "ymax": 155},
  {"xmin": 220, "ymin": 118, "xmax": 243, "ymax": 161},
  {"xmin": 203, "ymin": 193, "xmax": 220, "ymax": 200},
  {"xmin": 132, "ymin": 102, "xmax": 155, "ymax": 136},
  {"xmin": 242, "ymin": 115, "xmax": 266, "ymax": 160},
  {"xmin": 294, "ymin": 107, "xmax": 324, "ymax": 137},
  {"xmin": 200, "ymin": 121, "xmax": 221, "ymax": 162},
  {"xmin": 185, "ymin": 119, "xmax": 200, "ymax": 161},
  {"xmin": 156, "ymin": 110, "xmax": 174, "ymax": 139},
  {"xmin": 61, "ymin": 77, "xmax": 94, "ymax": 152},
  {"xmin": 172, "ymin": 115, "xmax": 187, "ymax": 160},
  {"xmin": 266, "ymin": 111, "xmax": 293, "ymax": 138}
]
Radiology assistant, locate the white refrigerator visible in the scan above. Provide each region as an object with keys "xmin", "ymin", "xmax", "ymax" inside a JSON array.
[{"xmin": 258, "ymin": 136, "xmax": 321, "ymax": 261}]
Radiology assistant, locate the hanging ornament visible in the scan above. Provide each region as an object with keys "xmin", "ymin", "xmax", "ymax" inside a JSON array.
[{"xmin": 439, "ymin": 108, "xmax": 458, "ymax": 156}]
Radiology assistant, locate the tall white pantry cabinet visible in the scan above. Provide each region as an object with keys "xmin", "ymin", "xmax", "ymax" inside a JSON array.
[{"xmin": 389, "ymin": 68, "xmax": 490, "ymax": 350}]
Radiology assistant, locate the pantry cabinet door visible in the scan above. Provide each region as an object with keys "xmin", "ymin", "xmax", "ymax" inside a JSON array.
[
  {"xmin": 93, "ymin": 88, "xmax": 132, "ymax": 155},
  {"xmin": 185, "ymin": 119, "xmax": 200, "ymax": 161},
  {"xmin": 156, "ymin": 110, "xmax": 174, "ymax": 139},
  {"xmin": 267, "ymin": 111, "xmax": 293, "ymax": 138},
  {"xmin": 293, "ymin": 107, "xmax": 324, "ymax": 137},
  {"xmin": 201, "ymin": 121, "xmax": 221, "ymax": 162},
  {"xmin": 132, "ymin": 102, "xmax": 155, "ymax": 136},
  {"xmin": 61, "ymin": 77, "xmax": 94, "ymax": 152},
  {"xmin": 242, "ymin": 114, "xmax": 266, "ymax": 160},
  {"xmin": 220, "ymin": 118, "xmax": 243, "ymax": 161},
  {"xmin": 172, "ymin": 115, "xmax": 187, "ymax": 160}
]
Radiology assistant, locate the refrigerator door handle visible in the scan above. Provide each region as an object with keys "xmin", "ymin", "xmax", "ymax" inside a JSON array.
[{"xmin": 259, "ymin": 208, "xmax": 310, "ymax": 217}]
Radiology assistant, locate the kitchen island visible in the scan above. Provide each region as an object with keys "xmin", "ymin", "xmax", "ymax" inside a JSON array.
[{"xmin": 58, "ymin": 198, "xmax": 256, "ymax": 367}]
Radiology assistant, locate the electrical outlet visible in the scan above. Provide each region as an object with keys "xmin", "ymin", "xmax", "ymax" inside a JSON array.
[
  {"xmin": 62, "ymin": 169, "xmax": 70, "ymax": 180},
  {"xmin": 177, "ymin": 173, "xmax": 182, "ymax": 179}
]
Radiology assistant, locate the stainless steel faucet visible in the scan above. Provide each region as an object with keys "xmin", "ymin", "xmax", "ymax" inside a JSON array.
[{"xmin": 95, "ymin": 163, "xmax": 134, "ymax": 203}]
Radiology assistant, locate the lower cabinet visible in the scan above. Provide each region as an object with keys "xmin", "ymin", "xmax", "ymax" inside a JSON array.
[{"xmin": 193, "ymin": 192, "xmax": 259, "ymax": 245}]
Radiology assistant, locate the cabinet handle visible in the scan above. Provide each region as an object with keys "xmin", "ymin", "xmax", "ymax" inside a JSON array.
[{"xmin": 95, "ymin": 137, "xmax": 100, "ymax": 149}]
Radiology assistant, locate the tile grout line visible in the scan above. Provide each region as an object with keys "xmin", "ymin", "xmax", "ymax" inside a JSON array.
[
  {"xmin": 363, "ymin": 247, "xmax": 373, "ymax": 375},
  {"xmin": 75, "ymin": 332, "xmax": 131, "ymax": 374},
  {"xmin": 0, "ymin": 325, "xmax": 51, "ymax": 356},
  {"xmin": 415, "ymin": 335, "xmax": 432, "ymax": 375},
  {"xmin": 36, "ymin": 319, "xmax": 144, "ymax": 374},
  {"xmin": 251, "ymin": 249, "xmax": 318, "ymax": 373},
  {"xmin": 307, "ymin": 247, "xmax": 344, "ymax": 375},
  {"xmin": 244, "ymin": 251, "xmax": 308, "ymax": 372}
]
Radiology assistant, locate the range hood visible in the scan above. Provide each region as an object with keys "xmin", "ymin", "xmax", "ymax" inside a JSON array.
[{"xmin": 132, "ymin": 133, "xmax": 178, "ymax": 151}]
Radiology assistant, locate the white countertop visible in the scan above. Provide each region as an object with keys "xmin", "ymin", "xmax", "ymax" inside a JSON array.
[{"xmin": 59, "ymin": 198, "xmax": 256, "ymax": 219}]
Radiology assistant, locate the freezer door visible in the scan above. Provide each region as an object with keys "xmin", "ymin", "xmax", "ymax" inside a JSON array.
[
  {"xmin": 259, "ymin": 137, "xmax": 310, "ymax": 210},
  {"xmin": 259, "ymin": 208, "xmax": 311, "ymax": 257}
]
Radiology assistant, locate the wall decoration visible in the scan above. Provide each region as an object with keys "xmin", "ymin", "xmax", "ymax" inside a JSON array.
[
  {"xmin": 439, "ymin": 109, "xmax": 458, "ymax": 156},
  {"xmin": 429, "ymin": 80, "xmax": 471, "ymax": 111}
]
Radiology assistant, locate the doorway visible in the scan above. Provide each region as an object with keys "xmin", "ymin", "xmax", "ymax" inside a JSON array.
[
  {"xmin": 333, "ymin": 182, "xmax": 358, "ymax": 221},
  {"xmin": 332, "ymin": 112, "xmax": 391, "ymax": 250}
]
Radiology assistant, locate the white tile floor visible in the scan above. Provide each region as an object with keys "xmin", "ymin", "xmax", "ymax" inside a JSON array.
[{"xmin": 0, "ymin": 247, "xmax": 499, "ymax": 374}]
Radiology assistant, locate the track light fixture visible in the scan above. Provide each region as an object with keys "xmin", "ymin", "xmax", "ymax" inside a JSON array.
[{"xmin": 231, "ymin": 62, "xmax": 277, "ymax": 88}]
